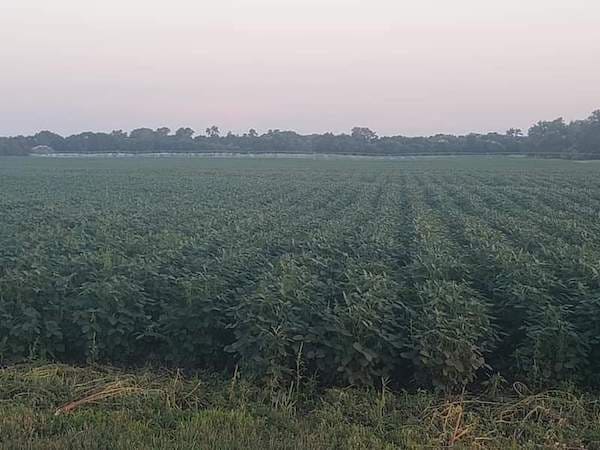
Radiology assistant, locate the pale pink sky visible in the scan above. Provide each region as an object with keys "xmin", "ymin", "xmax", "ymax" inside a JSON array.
[{"xmin": 1, "ymin": 0, "xmax": 599, "ymax": 136}]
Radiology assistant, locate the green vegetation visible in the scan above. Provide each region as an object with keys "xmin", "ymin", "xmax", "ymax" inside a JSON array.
[
  {"xmin": 1, "ymin": 109, "xmax": 600, "ymax": 157},
  {"xmin": 2, "ymin": 157, "xmax": 600, "ymax": 390},
  {"xmin": 1, "ymin": 363, "xmax": 600, "ymax": 449},
  {"xmin": 2, "ymin": 157, "xmax": 600, "ymax": 447}
]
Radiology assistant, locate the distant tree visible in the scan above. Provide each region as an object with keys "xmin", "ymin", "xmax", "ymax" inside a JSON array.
[
  {"xmin": 111, "ymin": 130, "xmax": 127, "ymax": 138},
  {"xmin": 130, "ymin": 128, "xmax": 156, "ymax": 140},
  {"xmin": 528, "ymin": 118, "xmax": 569, "ymax": 153},
  {"xmin": 569, "ymin": 110, "xmax": 600, "ymax": 155},
  {"xmin": 506, "ymin": 128, "xmax": 523, "ymax": 137},
  {"xmin": 61, "ymin": 132, "xmax": 119, "ymax": 152},
  {"xmin": 351, "ymin": 127, "xmax": 378, "ymax": 142},
  {"xmin": 175, "ymin": 127, "xmax": 194, "ymax": 139},
  {"xmin": 0, "ymin": 136, "xmax": 30, "ymax": 155},
  {"xmin": 206, "ymin": 126, "xmax": 220, "ymax": 138},
  {"xmin": 4, "ymin": 109, "xmax": 600, "ymax": 158},
  {"xmin": 33, "ymin": 131, "xmax": 64, "ymax": 149}
]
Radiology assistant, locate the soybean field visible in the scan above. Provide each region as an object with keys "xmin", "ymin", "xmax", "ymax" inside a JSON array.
[{"xmin": 2, "ymin": 157, "xmax": 600, "ymax": 390}]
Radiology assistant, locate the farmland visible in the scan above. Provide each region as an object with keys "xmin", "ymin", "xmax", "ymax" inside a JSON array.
[
  {"xmin": 2, "ymin": 156, "xmax": 600, "ymax": 447},
  {"xmin": 2, "ymin": 157, "xmax": 600, "ymax": 388}
]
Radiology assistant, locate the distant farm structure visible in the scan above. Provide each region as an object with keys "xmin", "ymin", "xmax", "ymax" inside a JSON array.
[{"xmin": 30, "ymin": 145, "xmax": 55, "ymax": 155}]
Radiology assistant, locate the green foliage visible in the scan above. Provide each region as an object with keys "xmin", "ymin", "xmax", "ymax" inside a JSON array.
[
  {"xmin": 406, "ymin": 280, "xmax": 497, "ymax": 389},
  {"xmin": 516, "ymin": 304, "xmax": 590, "ymax": 385},
  {"xmin": 1, "ymin": 157, "xmax": 600, "ymax": 391},
  {"xmin": 227, "ymin": 256, "xmax": 408, "ymax": 385},
  {"xmin": 2, "ymin": 108, "xmax": 600, "ymax": 157}
]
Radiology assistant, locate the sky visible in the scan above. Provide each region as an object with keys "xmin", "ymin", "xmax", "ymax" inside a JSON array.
[{"xmin": 1, "ymin": 0, "xmax": 599, "ymax": 137}]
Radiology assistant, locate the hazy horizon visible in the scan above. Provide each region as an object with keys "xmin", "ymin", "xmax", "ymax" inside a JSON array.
[{"xmin": 1, "ymin": 0, "xmax": 599, "ymax": 137}]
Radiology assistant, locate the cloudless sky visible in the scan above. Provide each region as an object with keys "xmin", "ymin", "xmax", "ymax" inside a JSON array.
[{"xmin": 1, "ymin": 0, "xmax": 599, "ymax": 136}]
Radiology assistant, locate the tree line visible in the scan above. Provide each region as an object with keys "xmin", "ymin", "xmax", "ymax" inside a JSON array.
[{"xmin": 1, "ymin": 110, "xmax": 599, "ymax": 157}]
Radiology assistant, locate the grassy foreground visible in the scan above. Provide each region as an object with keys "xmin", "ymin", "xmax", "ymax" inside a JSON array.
[{"xmin": 1, "ymin": 364, "xmax": 599, "ymax": 449}]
